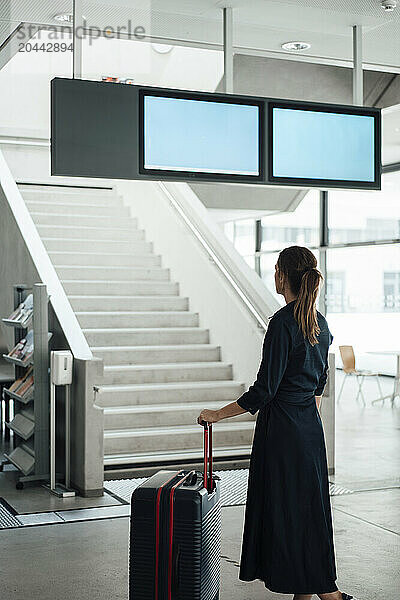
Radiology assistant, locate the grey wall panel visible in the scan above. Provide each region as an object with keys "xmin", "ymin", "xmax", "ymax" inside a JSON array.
[
  {"xmin": 191, "ymin": 182, "xmax": 306, "ymax": 211},
  {"xmin": 230, "ymin": 54, "xmax": 398, "ymax": 108}
]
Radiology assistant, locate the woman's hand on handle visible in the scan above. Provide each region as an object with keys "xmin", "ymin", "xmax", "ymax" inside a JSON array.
[
  {"xmin": 197, "ymin": 409, "xmax": 221, "ymax": 425},
  {"xmin": 197, "ymin": 401, "xmax": 248, "ymax": 425}
]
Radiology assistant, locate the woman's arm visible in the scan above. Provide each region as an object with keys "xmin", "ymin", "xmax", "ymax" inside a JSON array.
[
  {"xmin": 196, "ymin": 316, "xmax": 291, "ymax": 424},
  {"xmin": 197, "ymin": 401, "xmax": 247, "ymax": 425},
  {"xmin": 315, "ymin": 395, "xmax": 322, "ymax": 413}
]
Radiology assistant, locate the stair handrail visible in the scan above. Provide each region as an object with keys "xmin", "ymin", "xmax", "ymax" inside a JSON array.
[
  {"xmin": 158, "ymin": 181, "xmax": 280, "ymax": 332},
  {"xmin": 0, "ymin": 147, "xmax": 93, "ymax": 360}
]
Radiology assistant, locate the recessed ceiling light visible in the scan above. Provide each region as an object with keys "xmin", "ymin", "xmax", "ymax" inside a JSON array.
[
  {"xmin": 152, "ymin": 43, "xmax": 174, "ymax": 54},
  {"xmin": 381, "ymin": 0, "xmax": 397, "ymax": 12},
  {"xmin": 54, "ymin": 13, "xmax": 73, "ymax": 23},
  {"xmin": 281, "ymin": 41, "xmax": 311, "ymax": 52}
]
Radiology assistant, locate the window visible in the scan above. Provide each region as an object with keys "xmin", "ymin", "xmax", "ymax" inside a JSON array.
[
  {"xmin": 328, "ymin": 171, "xmax": 400, "ymax": 244},
  {"xmin": 260, "ymin": 189, "xmax": 319, "ymax": 252},
  {"xmin": 326, "ymin": 271, "xmax": 346, "ymax": 313},
  {"xmin": 384, "ymin": 272, "xmax": 400, "ymax": 312},
  {"xmin": 224, "ymin": 219, "xmax": 255, "ymax": 256}
]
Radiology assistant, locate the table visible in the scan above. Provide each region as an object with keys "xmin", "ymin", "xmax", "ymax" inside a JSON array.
[{"xmin": 367, "ymin": 351, "xmax": 400, "ymax": 406}]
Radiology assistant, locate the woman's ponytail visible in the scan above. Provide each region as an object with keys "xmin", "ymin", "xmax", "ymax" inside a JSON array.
[
  {"xmin": 277, "ymin": 247, "xmax": 323, "ymax": 346},
  {"xmin": 294, "ymin": 267, "xmax": 323, "ymax": 346}
]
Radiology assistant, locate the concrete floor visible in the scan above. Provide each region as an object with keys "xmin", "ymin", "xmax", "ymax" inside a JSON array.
[{"xmin": 1, "ymin": 372, "xmax": 399, "ymax": 600}]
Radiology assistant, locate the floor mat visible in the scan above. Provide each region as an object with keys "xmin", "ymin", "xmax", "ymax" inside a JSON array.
[
  {"xmin": 104, "ymin": 469, "xmax": 353, "ymax": 505},
  {"xmin": 0, "ymin": 499, "xmax": 21, "ymax": 529}
]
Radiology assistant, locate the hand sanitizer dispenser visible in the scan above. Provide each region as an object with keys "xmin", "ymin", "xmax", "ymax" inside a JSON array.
[{"xmin": 51, "ymin": 350, "xmax": 73, "ymax": 386}]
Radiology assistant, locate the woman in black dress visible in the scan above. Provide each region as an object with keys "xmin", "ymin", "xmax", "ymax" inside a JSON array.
[{"xmin": 198, "ymin": 246, "xmax": 355, "ymax": 600}]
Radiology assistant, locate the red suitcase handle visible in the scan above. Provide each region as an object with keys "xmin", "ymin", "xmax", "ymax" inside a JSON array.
[{"xmin": 201, "ymin": 420, "xmax": 213, "ymax": 493}]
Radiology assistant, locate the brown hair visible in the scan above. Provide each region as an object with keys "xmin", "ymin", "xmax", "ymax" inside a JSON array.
[{"xmin": 277, "ymin": 246, "xmax": 323, "ymax": 345}]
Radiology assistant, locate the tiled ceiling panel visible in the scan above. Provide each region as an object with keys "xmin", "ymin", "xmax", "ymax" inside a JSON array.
[
  {"xmin": 0, "ymin": 0, "xmax": 399, "ymax": 69},
  {"xmin": 0, "ymin": 1, "xmax": 72, "ymax": 23}
]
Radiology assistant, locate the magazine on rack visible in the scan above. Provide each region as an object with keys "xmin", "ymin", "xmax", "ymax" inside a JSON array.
[
  {"xmin": 7, "ymin": 330, "xmax": 34, "ymax": 364},
  {"xmin": 5, "ymin": 294, "xmax": 33, "ymax": 328},
  {"xmin": 8, "ymin": 366, "xmax": 34, "ymax": 398}
]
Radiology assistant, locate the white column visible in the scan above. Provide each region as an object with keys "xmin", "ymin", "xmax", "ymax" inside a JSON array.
[
  {"xmin": 73, "ymin": 0, "xmax": 83, "ymax": 79},
  {"xmin": 352, "ymin": 24, "xmax": 363, "ymax": 106},
  {"xmin": 223, "ymin": 7, "xmax": 234, "ymax": 94}
]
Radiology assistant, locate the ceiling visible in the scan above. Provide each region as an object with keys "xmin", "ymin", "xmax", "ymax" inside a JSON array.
[{"xmin": 1, "ymin": 0, "xmax": 400, "ymax": 70}]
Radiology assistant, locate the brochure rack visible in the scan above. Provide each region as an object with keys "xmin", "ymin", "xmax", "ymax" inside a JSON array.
[{"xmin": 1, "ymin": 284, "xmax": 51, "ymax": 489}]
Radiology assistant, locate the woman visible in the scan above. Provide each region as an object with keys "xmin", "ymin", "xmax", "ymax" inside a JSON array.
[{"xmin": 197, "ymin": 246, "xmax": 355, "ymax": 600}]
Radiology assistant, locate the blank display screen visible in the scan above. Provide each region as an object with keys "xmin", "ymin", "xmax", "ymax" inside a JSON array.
[
  {"xmin": 272, "ymin": 107, "xmax": 376, "ymax": 182},
  {"xmin": 143, "ymin": 95, "xmax": 260, "ymax": 176}
]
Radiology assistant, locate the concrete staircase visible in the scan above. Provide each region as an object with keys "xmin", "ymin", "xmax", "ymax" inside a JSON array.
[{"xmin": 20, "ymin": 184, "xmax": 254, "ymax": 471}]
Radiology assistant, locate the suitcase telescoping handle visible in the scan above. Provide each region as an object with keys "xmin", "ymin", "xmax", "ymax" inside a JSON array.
[{"xmin": 201, "ymin": 420, "xmax": 213, "ymax": 493}]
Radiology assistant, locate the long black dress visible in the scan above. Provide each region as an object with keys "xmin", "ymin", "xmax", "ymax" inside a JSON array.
[{"xmin": 236, "ymin": 300, "xmax": 337, "ymax": 595}]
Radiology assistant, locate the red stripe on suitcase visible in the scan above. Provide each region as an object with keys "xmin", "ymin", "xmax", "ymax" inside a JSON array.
[
  {"xmin": 155, "ymin": 472, "xmax": 182, "ymax": 600},
  {"xmin": 208, "ymin": 424, "xmax": 213, "ymax": 493},
  {"xmin": 203, "ymin": 426, "xmax": 208, "ymax": 491},
  {"xmin": 168, "ymin": 471, "xmax": 195, "ymax": 600}
]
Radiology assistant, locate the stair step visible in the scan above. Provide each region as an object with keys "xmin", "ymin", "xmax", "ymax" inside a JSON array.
[
  {"xmin": 26, "ymin": 200, "xmax": 129, "ymax": 217},
  {"xmin": 84, "ymin": 327, "xmax": 209, "ymax": 346},
  {"xmin": 97, "ymin": 380, "xmax": 245, "ymax": 407},
  {"xmin": 101, "ymin": 362, "xmax": 232, "ymax": 385},
  {"xmin": 104, "ymin": 445, "xmax": 252, "ymax": 466},
  {"xmin": 36, "ymin": 225, "xmax": 145, "ymax": 241},
  {"xmin": 43, "ymin": 238, "xmax": 153, "ymax": 253},
  {"xmin": 56, "ymin": 265, "xmax": 170, "ymax": 281},
  {"xmin": 30, "ymin": 211, "xmax": 135, "ymax": 228},
  {"xmin": 63, "ymin": 280, "xmax": 179, "ymax": 296},
  {"xmin": 49, "ymin": 252, "xmax": 161, "ymax": 267},
  {"xmin": 92, "ymin": 344, "xmax": 220, "ymax": 365},
  {"xmin": 104, "ymin": 421, "xmax": 254, "ymax": 454},
  {"xmin": 68, "ymin": 295, "xmax": 188, "ymax": 312},
  {"xmin": 19, "ymin": 186, "xmax": 119, "ymax": 205},
  {"xmin": 77, "ymin": 311, "xmax": 198, "ymax": 329},
  {"xmin": 104, "ymin": 401, "xmax": 252, "ymax": 428}
]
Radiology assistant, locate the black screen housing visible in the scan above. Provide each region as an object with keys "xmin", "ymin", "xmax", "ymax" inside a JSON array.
[
  {"xmin": 138, "ymin": 88, "xmax": 265, "ymax": 183},
  {"xmin": 268, "ymin": 99, "xmax": 381, "ymax": 190}
]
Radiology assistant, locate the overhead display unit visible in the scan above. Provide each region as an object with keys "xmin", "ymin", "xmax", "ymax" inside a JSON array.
[
  {"xmin": 269, "ymin": 100, "xmax": 380, "ymax": 189},
  {"xmin": 51, "ymin": 78, "xmax": 381, "ymax": 190}
]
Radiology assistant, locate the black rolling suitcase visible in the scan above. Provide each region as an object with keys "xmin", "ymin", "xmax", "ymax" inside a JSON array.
[{"xmin": 130, "ymin": 421, "xmax": 221, "ymax": 600}]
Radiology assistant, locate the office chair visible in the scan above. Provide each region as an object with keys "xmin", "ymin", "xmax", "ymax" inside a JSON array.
[{"xmin": 338, "ymin": 345, "xmax": 384, "ymax": 406}]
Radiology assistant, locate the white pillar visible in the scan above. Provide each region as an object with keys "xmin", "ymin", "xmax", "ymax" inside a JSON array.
[
  {"xmin": 223, "ymin": 7, "xmax": 234, "ymax": 94},
  {"xmin": 352, "ymin": 24, "xmax": 363, "ymax": 106},
  {"xmin": 73, "ymin": 0, "xmax": 83, "ymax": 79}
]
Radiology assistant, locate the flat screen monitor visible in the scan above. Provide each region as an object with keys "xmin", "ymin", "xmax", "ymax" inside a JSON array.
[
  {"xmin": 140, "ymin": 90, "xmax": 264, "ymax": 181},
  {"xmin": 269, "ymin": 102, "xmax": 380, "ymax": 188}
]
